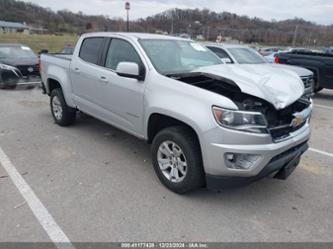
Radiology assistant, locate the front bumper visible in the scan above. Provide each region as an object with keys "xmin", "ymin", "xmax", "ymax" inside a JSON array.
[
  {"xmin": 0, "ymin": 76, "xmax": 41, "ymax": 87},
  {"xmin": 202, "ymin": 118, "xmax": 310, "ymax": 176},
  {"xmin": 206, "ymin": 142, "xmax": 308, "ymax": 190}
]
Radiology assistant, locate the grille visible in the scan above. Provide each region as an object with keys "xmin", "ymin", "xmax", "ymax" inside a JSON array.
[
  {"xmin": 269, "ymin": 122, "xmax": 307, "ymax": 142},
  {"xmin": 16, "ymin": 65, "xmax": 39, "ymax": 77},
  {"xmin": 266, "ymin": 100, "xmax": 311, "ymax": 142},
  {"xmin": 301, "ymin": 76, "xmax": 313, "ymax": 89}
]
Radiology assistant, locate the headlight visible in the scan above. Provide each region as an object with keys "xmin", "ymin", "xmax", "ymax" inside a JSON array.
[
  {"xmin": 212, "ymin": 106, "xmax": 268, "ymax": 133},
  {"xmin": 0, "ymin": 64, "xmax": 16, "ymax": 70}
]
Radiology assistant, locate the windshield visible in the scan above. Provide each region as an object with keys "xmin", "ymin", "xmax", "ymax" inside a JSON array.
[
  {"xmin": 0, "ymin": 46, "xmax": 36, "ymax": 60},
  {"xmin": 139, "ymin": 39, "xmax": 222, "ymax": 75},
  {"xmin": 228, "ymin": 47, "xmax": 266, "ymax": 64}
]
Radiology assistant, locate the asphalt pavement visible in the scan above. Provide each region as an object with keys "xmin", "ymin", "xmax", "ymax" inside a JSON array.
[{"xmin": 0, "ymin": 87, "xmax": 332, "ymax": 243}]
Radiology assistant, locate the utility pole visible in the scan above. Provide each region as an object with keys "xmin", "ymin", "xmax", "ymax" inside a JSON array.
[
  {"xmin": 170, "ymin": 8, "xmax": 175, "ymax": 35},
  {"xmin": 125, "ymin": 2, "xmax": 130, "ymax": 32},
  {"xmin": 292, "ymin": 24, "xmax": 299, "ymax": 47},
  {"xmin": 171, "ymin": 10, "xmax": 174, "ymax": 35}
]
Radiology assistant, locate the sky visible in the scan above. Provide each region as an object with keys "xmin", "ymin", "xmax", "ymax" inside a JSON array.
[{"xmin": 21, "ymin": 0, "xmax": 333, "ymax": 25}]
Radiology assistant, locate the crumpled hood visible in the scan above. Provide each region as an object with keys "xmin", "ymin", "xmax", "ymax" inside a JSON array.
[{"xmin": 194, "ymin": 64, "xmax": 305, "ymax": 109}]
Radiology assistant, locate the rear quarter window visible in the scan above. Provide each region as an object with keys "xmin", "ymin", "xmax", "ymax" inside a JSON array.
[{"xmin": 79, "ymin": 38, "xmax": 104, "ymax": 64}]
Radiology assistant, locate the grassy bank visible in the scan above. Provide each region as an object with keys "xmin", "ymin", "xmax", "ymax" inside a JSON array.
[{"xmin": 0, "ymin": 33, "xmax": 79, "ymax": 53}]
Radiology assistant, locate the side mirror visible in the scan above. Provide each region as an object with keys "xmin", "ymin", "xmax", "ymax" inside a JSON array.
[
  {"xmin": 221, "ymin": 58, "xmax": 232, "ymax": 64},
  {"xmin": 116, "ymin": 62, "xmax": 144, "ymax": 81}
]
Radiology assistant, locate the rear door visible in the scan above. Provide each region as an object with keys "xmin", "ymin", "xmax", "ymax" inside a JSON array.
[{"xmin": 70, "ymin": 37, "xmax": 108, "ymax": 114}]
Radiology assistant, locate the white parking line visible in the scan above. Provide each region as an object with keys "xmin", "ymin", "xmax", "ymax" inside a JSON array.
[
  {"xmin": 0, "ymin": 146, "xmax": 75, "ymax": 249},
  {"xmin": 314, "ymin": 104, "xmax": 333, "ymax": 111},
  {"xmin": 309, "ymin": 148, "xmax": 333, "ymax": 158}
]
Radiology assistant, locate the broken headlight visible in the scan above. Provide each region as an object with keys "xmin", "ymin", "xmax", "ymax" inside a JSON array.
[{"xmin": 212, "ymin": 106, "xmax": 268, "ymax": 133}]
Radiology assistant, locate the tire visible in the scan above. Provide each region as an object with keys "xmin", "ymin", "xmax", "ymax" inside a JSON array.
[
  {"xmin": 6, "ymin": 84, "xmax": 17, "ymax": 90},
  {"xmin": 50, "ymin": 88, "xmax": 76, "ymax": 126},
  {"xmin": 313, "ymin": 73, "xmax": 323, "ymax": 93},
  {"xmin": 0, "ymin": 83, "xmax": 16, "ymax": 90},
  {"xmin": 314, "ymin": 86, "xmax": 323, "ymax": 93},
  {"xmin": 152, "ymin": 126, "xmax": 205, "ymax": 194}
]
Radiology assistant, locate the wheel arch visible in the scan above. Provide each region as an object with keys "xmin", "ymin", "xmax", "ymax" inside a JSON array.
[{"xmin": 146, "ymin": 113, "xmax": 202, "ymax": 148}]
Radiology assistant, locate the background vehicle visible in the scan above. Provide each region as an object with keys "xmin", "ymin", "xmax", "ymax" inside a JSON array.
[
  {"xmin": 204, "ymin": 43, "xmax": 314, "ymax": 97},
  {"xmin": 325, "ymin": 46, "xmax": 333, "ymax": 55},
  {"xmin": 275, "ymin": 51, "xmax": 333, "ymax": 92},
  {"xmin": 59, "ymin": 44, "xmax": 75, "ymax": 54},
  {"xmin": 259, "ymin": 47, "xmax": 281, "ymax": 56},
  {"xmin": 41, "ymin": 33, "xmax": 311, "ymax": 194},
  {"xmin": 0, "ymin": 43, "xmax": 41, "ymax": 89}
]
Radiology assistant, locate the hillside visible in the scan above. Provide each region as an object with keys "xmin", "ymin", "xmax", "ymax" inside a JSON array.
[{"xmin": 1, "ymin": 0, "xmax": 333, "ymax": 46}]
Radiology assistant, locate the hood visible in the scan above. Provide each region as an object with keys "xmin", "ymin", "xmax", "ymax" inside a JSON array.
[
  {"xmin": 0, "ymin": 57, "xmax": 38, "ymax": 67},
  {"xmin": 270, "ymin": 64, "xmax": 313, "ymax": 77},
  {"xmin": 194, "ymin": 64, "xmax": 304, "ymax": 110}
]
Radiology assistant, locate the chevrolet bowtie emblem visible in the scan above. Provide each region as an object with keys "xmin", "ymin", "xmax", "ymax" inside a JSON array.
[{"xmin": 291, "ymin": 115, "xmax": 304, "ymax": 128}]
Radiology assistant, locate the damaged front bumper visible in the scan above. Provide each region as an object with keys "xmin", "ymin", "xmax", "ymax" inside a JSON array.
[
  {"xmin": 202, "ymin": 117, "xmax": 311, "ymax": 190},
  {"xmin": 206, "ymin": 142, "xmax": 308, "ymax": 190}
]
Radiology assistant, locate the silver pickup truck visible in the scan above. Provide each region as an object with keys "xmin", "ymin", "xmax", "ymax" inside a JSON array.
[{"xmin": 40, "ymin": 33, "xmax": 311, "ymax": 193}]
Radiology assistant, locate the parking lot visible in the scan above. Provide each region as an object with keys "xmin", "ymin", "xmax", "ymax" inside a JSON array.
[{"xmin": 0, "ymin": 87, "xmax": 332, "ymax": 243}]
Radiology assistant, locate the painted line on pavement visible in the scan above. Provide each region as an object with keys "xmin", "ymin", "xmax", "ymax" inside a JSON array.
[
  {"xmin": 309, "ymin": 147, "xmax": 333, "ymax": 158},
  {"xmin": 0, "ymin": 146, "xmax": 75, "ymax": 249},
  {"xmin": 314, "ymin": 104, "xmax": 333, "ymax": 111}
]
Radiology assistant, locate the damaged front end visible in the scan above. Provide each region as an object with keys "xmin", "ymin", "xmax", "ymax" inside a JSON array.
[
  {"xmin": 169, "ymin": 72, "xmax": 311, "ymax": 142},
  {"xmin": 0, "ymin": 63, "xmax": 41, "ymax": 89}
]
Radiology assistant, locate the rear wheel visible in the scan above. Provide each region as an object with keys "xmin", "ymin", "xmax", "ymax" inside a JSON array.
[
  {"xmin": 50, "ymin": 88, "xmax": 76, "ymax": 126},
  {"xmin": 152, "ymin": 126, "xmax": 205, "ymax": 194}
]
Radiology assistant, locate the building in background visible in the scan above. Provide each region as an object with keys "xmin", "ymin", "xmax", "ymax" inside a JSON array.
[
  {"xmin": 0, "ymin": 20, "xmax": 47, "ymax": 35},
  {"xmin": 0, "ymin": 20, "xmax": 29, "ymax": 34}
]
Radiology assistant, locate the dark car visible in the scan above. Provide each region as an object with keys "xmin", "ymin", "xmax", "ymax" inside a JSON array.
[
  {"xmin": 275, "ymin": 51, "xmax": 333, "ymax": 92},
  {"xmin": 0, "ymin": 44, "xmax": 41, "ymax": 89}
]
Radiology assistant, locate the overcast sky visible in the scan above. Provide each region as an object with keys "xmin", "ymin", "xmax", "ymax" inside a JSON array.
[{"xmin": 22, "ymin": 0, "xmax": 333, "ymax": 25}]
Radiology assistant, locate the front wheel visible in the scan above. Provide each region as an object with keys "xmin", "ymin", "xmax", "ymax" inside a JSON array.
[
  {"xmin": 152, "ymin": 126, "xmax": 205, "ymax": 194},
  {"xmin": 50, "ymin": 88, "xmax": 76, "ymax": 126}
]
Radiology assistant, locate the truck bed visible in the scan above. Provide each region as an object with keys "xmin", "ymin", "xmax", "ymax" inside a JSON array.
[{"xmin": 40, "ymin": 53, "xmax": 72, "ymax": 90}]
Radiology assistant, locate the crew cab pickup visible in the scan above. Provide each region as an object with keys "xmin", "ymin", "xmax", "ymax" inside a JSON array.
[
  {"xmin": 275, "ymin": 51, "xmax": 333, "ymax": 92},
  {"xmin": 40, "ymin": 33, "xmax": 311, "ymax": 193}
]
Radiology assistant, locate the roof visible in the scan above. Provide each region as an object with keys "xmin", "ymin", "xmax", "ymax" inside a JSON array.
[
  {"xmin": 0, "ymin": 20, "xmax": 28, "ymax": 29},
  {"xmin": 82, "ymin": 32, "xmax": 190, "ymax": 41},
  {"xmin": 201, "ymin": 42, "xmax": 247, "ymax": 49}
]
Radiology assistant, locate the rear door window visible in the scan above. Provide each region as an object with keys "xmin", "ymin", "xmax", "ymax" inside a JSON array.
[{"xmin": 79, "ymin": 38, "xmax": 104, "ymax": 64}]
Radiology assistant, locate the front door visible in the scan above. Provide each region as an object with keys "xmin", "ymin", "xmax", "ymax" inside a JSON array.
[{"xmin": 94, "ymin": 38, "xmax": 147, "ymax": 136}]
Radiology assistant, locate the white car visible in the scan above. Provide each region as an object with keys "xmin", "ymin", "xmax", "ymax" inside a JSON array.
[{"xmin": 204, "ymin": 43, "xmax": 314, "ymax": 97}]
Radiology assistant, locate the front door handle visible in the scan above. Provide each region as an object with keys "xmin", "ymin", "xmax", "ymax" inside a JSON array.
[
  {"xmin": 73, "ymin": 67, "xmax": 80, "ymax": 74},
  {"xmin": 99, "ymin": 76, "xmax": 108, "ymax": 83}
]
